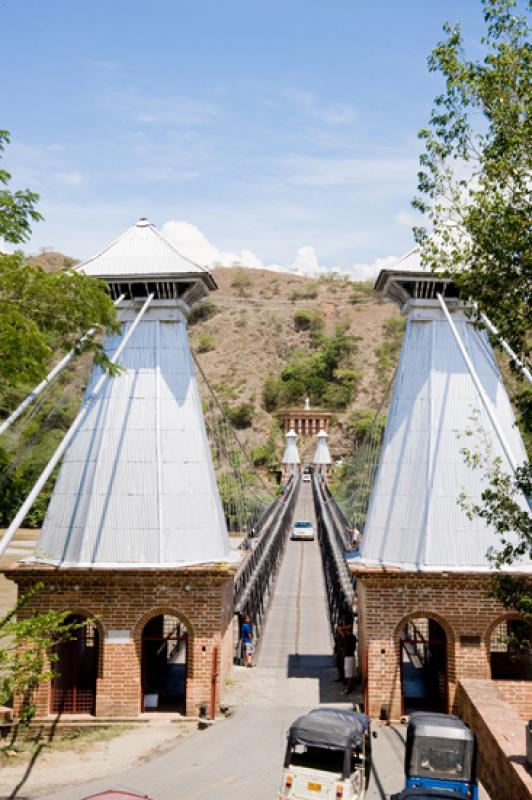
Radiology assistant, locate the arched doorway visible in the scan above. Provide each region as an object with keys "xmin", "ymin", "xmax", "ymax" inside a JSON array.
[
  {"xmin": 141, "ymin": 614, "xmax": 187, "ymax": 712},
  {"xmin": 400, "ymin": 617, "xmax": 448, "ymax": 714},
  {"xmin": 51, "ymin": 614, "xmax": 99, "ymax": 714},
  {"xmin": 489, "ymin": 618, "xmax": 532, "ymax": 680}
]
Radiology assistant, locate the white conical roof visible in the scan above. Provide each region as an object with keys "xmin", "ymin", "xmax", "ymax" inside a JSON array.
[
  {"xmin": 313, "ymin": 430, "xmax": 332, "ymax": 465},
  {"xmin": 282, "ymin": 430, "xmax": 301, "ymax": 465},
  {"xmin": 360, "ymin": 294, "xmax": 530, "ymax": 573},
  {"xmin": 30, "ymin": 318, "xmax": 231, "ymax": 568},
  {"xmin": 76, "ymin": 218, "xmax": 216, "ymax": 287}
]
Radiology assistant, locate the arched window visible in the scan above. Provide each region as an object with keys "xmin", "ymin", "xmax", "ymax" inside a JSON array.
[
  {"xmin": 489, "ymin": 618, "xmax": 532, "ymax": 680},
  {"xmin": 400, "ymin": 617, "xmax": 448, "ymax": 714}
]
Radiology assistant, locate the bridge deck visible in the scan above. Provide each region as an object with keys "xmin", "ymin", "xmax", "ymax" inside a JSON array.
[{"xmin": 257, "ymin": 482, "xmax": 332, "ymax": 671}]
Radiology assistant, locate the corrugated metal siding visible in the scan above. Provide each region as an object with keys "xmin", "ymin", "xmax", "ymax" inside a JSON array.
[
  {"xmin": 282, "ymin": 440, "xmax": 301, "ymax": 465},
  {"xmin": 33, "ymin": 319, "xmax": 230, "ymax": 567},
  {"xmin": 314, "ymin": 439, "xmax": 332, "ymax": 465},
  {"xmin": 361, "ymin": 310, "xmax": 530, "ymax": 571}
]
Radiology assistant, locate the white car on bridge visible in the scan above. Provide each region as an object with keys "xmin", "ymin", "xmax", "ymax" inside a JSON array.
[{"xmin": 292, "ymin": 521, "xmax": 314, "ymax": 541}]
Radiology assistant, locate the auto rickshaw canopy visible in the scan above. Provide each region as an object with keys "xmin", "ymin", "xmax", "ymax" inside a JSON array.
[{"xmin": 288, "ymin": 708, "xmax": 370, "ymax": 750}]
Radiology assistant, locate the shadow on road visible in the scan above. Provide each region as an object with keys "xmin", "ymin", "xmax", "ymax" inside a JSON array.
[{"xmin": 286, "ymin": 654, "xmax": 363, "ymax": 705}]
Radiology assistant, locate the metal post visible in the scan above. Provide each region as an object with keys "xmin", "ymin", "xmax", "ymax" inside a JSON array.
[
  {"xmin": 437, "ymin": 293, "xmax": 518, "ymax": 473},
  {"xmin": 0, "ymin": 294, "xmax": 153, "ymax": 559},
  {"xmin": 0, "ymin": 294, "xmax": 125, "ymax": 436}
]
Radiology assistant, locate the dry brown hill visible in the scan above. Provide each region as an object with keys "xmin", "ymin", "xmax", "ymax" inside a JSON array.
[
  {"xmin": 190, "ymin": 266, "xmax": 400, "ymax": 463},
  {"xmin": 22, "ymin": 253, "xmax": 402, "ymax": 467}
]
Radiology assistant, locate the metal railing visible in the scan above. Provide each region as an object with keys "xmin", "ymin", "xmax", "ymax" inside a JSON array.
[
  {"xmin": 234, "ymin": 476, "xmax": 299, "ymax": 658},
  {"xmin": 312, "ymin": 474, "xmax": 356, "ymax": 630}
]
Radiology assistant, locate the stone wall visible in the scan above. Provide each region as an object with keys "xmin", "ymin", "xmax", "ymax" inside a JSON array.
[
  {"xmin": 456, "ymin": 679, "xmax": 532, "ymax": 800},
  {"xmin": 8, "ymin": 565, "xmax": 235, "ymax": 719},
  {"xmin": 354, "ymin": 570, "xmax": 520, "ymax": 720}
]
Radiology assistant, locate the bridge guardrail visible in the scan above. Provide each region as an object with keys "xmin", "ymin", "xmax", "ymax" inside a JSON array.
[
  {"xmin": 312, "ymin": 474, "xmax": 355, "ymax": 630},
  {"xmin": 234, "ymin": 476, "xmax": 299, "ymax": 660}
]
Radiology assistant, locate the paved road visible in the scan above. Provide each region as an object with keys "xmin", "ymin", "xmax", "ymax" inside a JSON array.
[{"xmin": 29, "ymin": 484, "xmax": 408, "ymax": 799}]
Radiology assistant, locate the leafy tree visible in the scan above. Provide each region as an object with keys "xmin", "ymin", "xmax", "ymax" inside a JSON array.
[
  {"xmin": 414, "ymin": 1, "xmax": 531, "ymax": 630},
  {"xmin": 0, "ymin": 130, "xmax": 118, "ymax": 528},
  {"xmin": 262, "ymin": 325, "xmax": 360, "ymax": 410},
  {"xmin": 0, "ymin": 583, "xmax": 88, "ymax": 727},
  {"xmin": 0, "ymin": 130, "xmax": 118, "ymax": 389},
  {"xmin": 413, "ymin": 0, "xmax": 531, "ymax": 365}
]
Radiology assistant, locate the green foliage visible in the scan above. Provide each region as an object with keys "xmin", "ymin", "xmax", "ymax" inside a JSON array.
[
  {"xmin": 188, "ymin": 298, "xmax": 218, "ymax": 326},
  {"xmin": 0, "ymin": 132, "xmax": 118, "ymax": 391},
  {"xmin": 197, "ymin": 333, "xmax": 216, "ymax": 353},
  {"xmin": 262, "ymin": 376, "xmax": 280, "ymax": 412},
  {"xmin": 293, "ymin": 308, "xmax": 324, "ymax": 334},
  {"xmin": 0, "ymin": 583, "xmax": 88, "ymax": 726},
  {"xmin": 225, "ymin": 402, "xmax": 254, "ymax": 429},
  {"xmin": 346, "ymin": 407, "xmax": 386, "ymax": 443},
  {"xmin": 413, "ymin": 0, "xmax": 531, "ymax": 367},
  {"xmin": 263, "ymin": 325, "xmax": 360, "ymax": 410},
  {"xmin": 415, "ymin": 1, "xmax": 531, "ymax": 628},
  {"xmin": 0, "ymin": 131, "xmax": 42, "ymax": 244},
  {"xmin": 457, "ymin": 411, "xmax": 532, "ymax": 640},
  {"xmin": 251, "ymin": 422, "xmax": 283, "ymax": 471},
  {"xmin": 375, "ymin": 315, "xmax": 406, "ymax": 379},
  {"xmin": 291, "ymin": 281, "xmax": 319, "ymax": 301},
  {"xmin": 231, "ymin": 268, "xmax": 252, "ymax": 294},
  {"xmin": 349, "ymin": 281, "xmax": 374, "ymax": 305}
]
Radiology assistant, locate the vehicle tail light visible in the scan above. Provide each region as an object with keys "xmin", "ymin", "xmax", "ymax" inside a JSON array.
[
  {"xmin": 335, "ymin": 786, "xmax": 343, "ymax": 799},
  {"xmin": 285, "ymin": 774, "xmax": 293, "ymax": 790}
]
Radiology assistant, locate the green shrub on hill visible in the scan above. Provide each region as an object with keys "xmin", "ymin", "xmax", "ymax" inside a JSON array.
[
  {"xmin": 375, "ymin": 316, "xmax": 405, "ymax": 380},
  {"xmin": 188, "ymin": 298, "xmax": 218, "ymax": 325},
  {"xmin": 225, "ymin": 402, "xmax": 254, "ymax": 429},
  {"xmin": 290, "ymin": 281, "xmax": 319, "ymax": 301},
  {"xmin": 293, "ymin": 309, "xmax": 324, "ymax": 334},
  {"xmin": 262, "ymin": 324, "xmax": 360, "ymax": 410},
  {"xmin": 197, "ymin": 333, "xmax": 216, "ymax": 353}
]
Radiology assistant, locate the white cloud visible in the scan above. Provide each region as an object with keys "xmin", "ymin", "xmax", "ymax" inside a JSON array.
[
  {"xmin": 395, "ymin": 210, "xmax": 419, "ymax": 228},
  {"xmin": 54, "ymin": 171, "xmax": 83, "ymax": 186},
  {"xmin": 283, "ymin": 89, "xmax": 356, "ymax": 126},
  {"xmin": 161, "ymin": 218, "xmax": 398, "ymax": 282}
]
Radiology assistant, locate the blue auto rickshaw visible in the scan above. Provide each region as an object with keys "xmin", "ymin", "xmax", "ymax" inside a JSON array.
[{"xmin": 403, "ymin": 713, "xmax": 478, "ymax": 799}]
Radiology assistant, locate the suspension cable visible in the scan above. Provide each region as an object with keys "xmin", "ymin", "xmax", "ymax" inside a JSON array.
[
  {"xmin": 0, "ymin": 294, "xmax": 125, "ymax": 437},
  {"xmin": 0, "ymin": 294, "xmax": 153, "ymax": 558}
]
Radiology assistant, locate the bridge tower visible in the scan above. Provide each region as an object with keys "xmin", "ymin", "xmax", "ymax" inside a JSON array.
[
  {"xmin": 351, "ymin": 252, "xmax": 531, "ymax": 720},
  {"xmin": 313, "ymin": 429, "xmax": 332, "ymax": 480},
  {"xmin": 8, "ymin": 219, "xmax": 237, "ymax": 719},
  {"xmin": 281, "ymin": 428, "xmax": 301, "ymax": 482}
]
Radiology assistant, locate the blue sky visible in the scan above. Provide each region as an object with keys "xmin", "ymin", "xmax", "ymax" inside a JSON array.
[{"xmin": 2, "ymin": 0, "xmax": 490, "ymax": 278}]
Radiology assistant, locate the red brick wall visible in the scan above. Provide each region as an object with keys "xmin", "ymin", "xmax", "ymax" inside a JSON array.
[
  {"xmin": 495, "ymin": 680, "xmax": 532, "ymax": 721},
  {"xmin": 354, "ymin": 571, "xmax": 523, "ymax": 720},
  {"xmin": 8, "ymin": 566, "xmax": 234, "ymax": 719},
  {"xmin": 456, "ymin": 679, "xmax": 532, "ymax": 800}
]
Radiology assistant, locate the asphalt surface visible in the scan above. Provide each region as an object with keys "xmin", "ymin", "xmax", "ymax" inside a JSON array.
[{"xmin": 27, "ymin": 484, "xmax": 410, "ymax": 799}]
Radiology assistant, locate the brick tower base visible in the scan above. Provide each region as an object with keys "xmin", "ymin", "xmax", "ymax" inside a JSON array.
[
  {"xmin": 7, "ymin": 565, "xmax": 235, "ymax": 719},
  {"xmin": 354, "ymin": 568, "xmax": 525, "ymax": 721}
]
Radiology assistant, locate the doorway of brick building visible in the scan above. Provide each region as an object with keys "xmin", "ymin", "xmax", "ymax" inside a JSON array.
[
  {"xmin": 400, "ymin": 617, "xmax": 448, "ymax": 714},
  {"xmin": 51, "ymin": 614, "xmax": 99, "ymax": 714},
  {"xmin": 141, "ymin": 614, "xmax": 187, "ymax": 713}
]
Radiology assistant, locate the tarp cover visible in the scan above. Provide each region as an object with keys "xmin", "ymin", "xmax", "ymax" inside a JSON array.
[
  {"xmin": 289, "ymin": 708, "xmax": 369, "ymax": 749},
  {"xmin": 408, "ymin": 712, "xmax": 475, "ymax": 742}
]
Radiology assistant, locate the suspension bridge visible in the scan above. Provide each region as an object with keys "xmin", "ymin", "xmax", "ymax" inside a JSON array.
[{"xmin": 0, "ymin": 221, "xmax": 530, "ymax": 800}]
